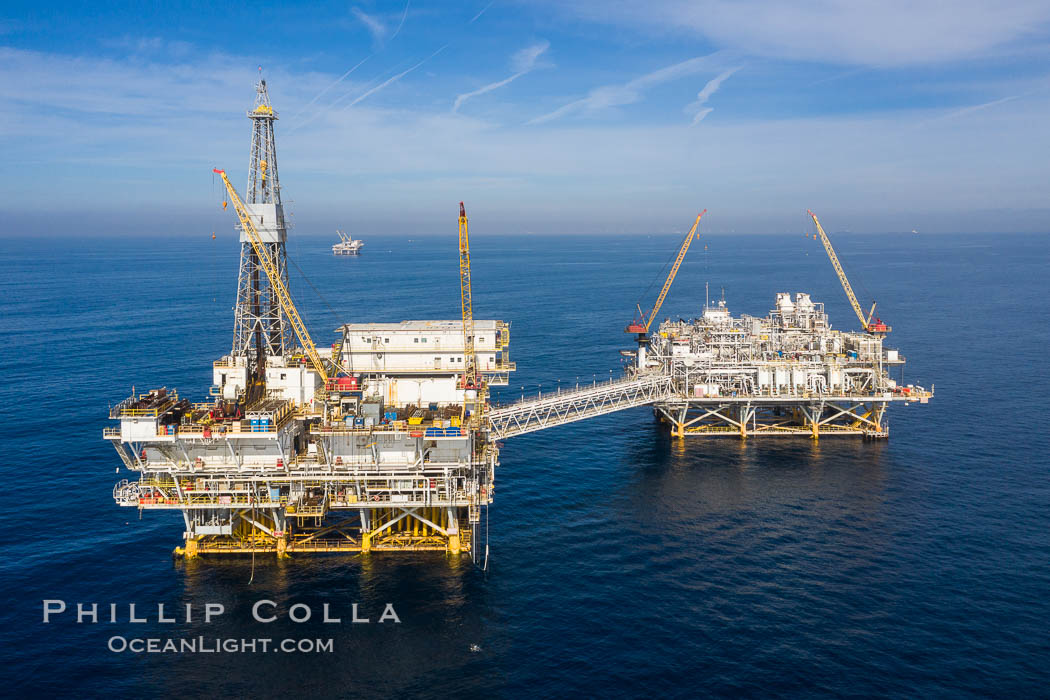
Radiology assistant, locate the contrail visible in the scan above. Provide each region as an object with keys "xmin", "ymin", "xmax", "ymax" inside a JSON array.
[
  {"xmin": 389, "ymin": 0, "xmax": 411, "ymax": 41},
  {"xmin": 288, "ymin": 54, "xmax": 373, "ymax": 124},
  {"xmin": 528, "ymin": 53, "xmax": 727, "ymax": 125},
  {"xmin": 471, "ymin": 0, "xmax": 496, "ymax": 23},
  {"xmin": 453, "ymin": 40, "xmax": 549, "ymax": 112},
  {"xmin": 286, "ymin": 59, "xmax": 409, "ymax": 134},
  {"xmin": 291, "ymin": 1, "xmax": 413, "ymax": 125},
  {"xmin": 454, "ymin": 72, "xmax": 522, "ymax": 112},
  {"xmin": 346, "ymin": 44, "xmax": 448, "ymax": 110}
]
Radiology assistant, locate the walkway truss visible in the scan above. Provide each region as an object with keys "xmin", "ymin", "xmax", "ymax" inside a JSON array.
[
  {"xmin": 487, "ymin": 374, "xmax": 675, "ymax": 439},
  {"xmin": 486, "ymin": 374, "xmax": 928, "ymax": 440}
]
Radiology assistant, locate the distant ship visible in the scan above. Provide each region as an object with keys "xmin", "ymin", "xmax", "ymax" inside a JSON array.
[{"xmin": 333, "ymin": 230, "xmax": 363, "ymax": 255}]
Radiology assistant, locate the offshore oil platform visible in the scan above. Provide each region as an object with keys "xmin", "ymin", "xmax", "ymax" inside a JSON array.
[
  {"xmin": 619, "ymin": 211, "xmax": 933, "ymax": 438},
  {"xmin": 105, "ymin": 81, "xmax": 931, "ymax": 559},
  {"xmin": 108, "ymin": 81, "xmax": 512, "ymax": 558}
]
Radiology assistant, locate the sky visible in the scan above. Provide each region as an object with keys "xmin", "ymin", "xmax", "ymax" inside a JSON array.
[{"xmin": 1, "ymin": 0, "xmax": 1049, "ymax": 235}]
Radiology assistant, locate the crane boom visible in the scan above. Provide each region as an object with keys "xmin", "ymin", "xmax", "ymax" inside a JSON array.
[
  {"xmin": 458, "ymin": 202, "xmax": 482, "ymax": 425},
  {"xmin": 214, "ymin": 168, "xmax": 329, "ymax": 383},
  {"xmin": 644, "ymin": 210, "xmax": 706, "ymax": 332},
  {"xmin": 807, "ymin": 209, "xmax": 888, "ymax": 334},
  {"xmin": 458, "ymin": 202, "xmax": 478, "ymax": 391}
]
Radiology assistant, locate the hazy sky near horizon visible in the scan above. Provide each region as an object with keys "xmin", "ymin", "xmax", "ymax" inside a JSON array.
[{"xmin": 2, "ymin": 0, "xmax": 1049, "ymax": 235}]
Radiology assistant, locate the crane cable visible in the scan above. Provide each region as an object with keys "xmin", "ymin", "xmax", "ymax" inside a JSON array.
[
  {"xmin": 285, "ymin": 253, "xmax": 355, "ymax": 374},
  {"xmin": 807, "ymin": 213, "xmax": 878, "ymax": 317},
  {"xmin": 635, "ymin": 238, "xmax": 687, "ymax": 319}
]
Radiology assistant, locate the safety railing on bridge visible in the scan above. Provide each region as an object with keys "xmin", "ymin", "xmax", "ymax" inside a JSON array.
[{"xmin": 486, "ymin": 373, "xmax": 674, "ymax": 439}]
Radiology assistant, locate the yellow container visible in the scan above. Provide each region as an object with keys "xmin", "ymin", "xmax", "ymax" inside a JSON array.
[{"xmin": 408, "ymin": 416, "xmax": 424, "ymax": 426}]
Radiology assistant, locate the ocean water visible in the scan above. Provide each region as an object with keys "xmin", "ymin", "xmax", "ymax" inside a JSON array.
[{"xmin": 1, "ymin": 231, "xmax": 1048, "ymax": 698}]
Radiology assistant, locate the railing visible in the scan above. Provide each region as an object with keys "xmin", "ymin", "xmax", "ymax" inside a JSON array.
[
  {"xmin": 122, "ymin": 489, "xmax": 471, "ymax": 509},
  {"xmin": 156, "ymin": 419, "xmax": 291, "ymax": 438},
  {"xmin": 487, "ymin": 373, "xmax": 674, "ymax": 439},
  {"xmin": 118, "ymin": 404, "xmax": 172, "ymax": 418},
  {"xmin": 288, "ymin": 495, "xmax": 328, "ymax": 517},
  {"xmin": 111, "ymin": 390, "xmax": 178, "ymax": 418},
  {"xmin": 311, "ymin": 423, "xmax": 466, "ymax": 437}
]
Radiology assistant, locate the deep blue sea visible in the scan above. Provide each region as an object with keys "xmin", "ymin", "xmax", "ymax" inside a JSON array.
[{"xmin": 1, "ymin": 231, "xmax": 1048, "ymax": 698}]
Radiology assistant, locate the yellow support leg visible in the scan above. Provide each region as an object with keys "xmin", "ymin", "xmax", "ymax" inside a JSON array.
[{"xmin": 448, "ymin": 511, "xmax": 461, "ymax": 554}]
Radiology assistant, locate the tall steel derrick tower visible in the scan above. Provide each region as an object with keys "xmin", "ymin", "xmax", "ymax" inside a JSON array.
[{"xmin": 232, "ymin": 80, "xmax": 291, "ymax": 370}]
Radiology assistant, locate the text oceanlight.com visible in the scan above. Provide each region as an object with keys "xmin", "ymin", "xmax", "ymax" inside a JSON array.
[{"xmin": 108, "ymin": 636, "xmax": 334, "ymax": 654}]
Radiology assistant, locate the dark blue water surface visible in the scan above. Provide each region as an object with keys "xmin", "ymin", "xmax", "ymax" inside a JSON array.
[{"xmin": 1, "ymin": 231, "xmax": 1048, "ymax": 698}]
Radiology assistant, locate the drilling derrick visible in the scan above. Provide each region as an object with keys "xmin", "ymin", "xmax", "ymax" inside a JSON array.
[{"xmin": 233, "ymin": 80, "xmax": 290, "ymax": 381}]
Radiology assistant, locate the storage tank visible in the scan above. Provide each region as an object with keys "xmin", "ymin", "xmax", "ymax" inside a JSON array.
[
  {"xmin": 775, "ymin": 368, "xmax": 790, "ymax": 389},
  {"xmin": 792, "ymin": 368, "xmax": 806, "ymax": 388},
  {"xmin": 830, "ymin": 368, "xmax": 844, "ymax": 391},
  {"xmin": 757, "ymin": 368, "xmax": 772, "ymax": 389}
]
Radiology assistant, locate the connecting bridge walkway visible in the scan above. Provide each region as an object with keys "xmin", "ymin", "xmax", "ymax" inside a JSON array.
[{"xmin": 487, "ymin": 373, "xmax": 674, "ymax": 439}]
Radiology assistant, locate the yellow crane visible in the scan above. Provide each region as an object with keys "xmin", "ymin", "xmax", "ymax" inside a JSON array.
[
  {"xmin": 807, "ymin": 209, "xmax": 889, "ymax": 335},
  {"xmin": 627, "ymin": 210, "xmax": 706, "ymax": 334},
  {"xmin": 213, "ymin": 168, "xmax": 330, "ymax": 383},
  {"xmin": 458, "ymin": 202, "xmax": 482, "ymax": 426}
]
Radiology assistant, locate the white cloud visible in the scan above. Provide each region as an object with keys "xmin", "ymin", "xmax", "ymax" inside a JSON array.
[
  {"xmin": 453, "ymin": 40, "xmax": 550, "ymax": 112},
  {"xmin": 690, "ymin": 107, "xmax": 713, "ymax": 124},
  {"xmin": 685, "ymin": 66, "xmax": 740, "ymax": 125},
  {"xmin": 352, "ymin": 7, "xmax": 387, "ymax": 43},
  {"xmin": 3, "ymin": 46, "xmax": 1049, "ymax": 234},
  {"xmin": 557, "ymin": 0, "xmax": 1050, "ymax": 66},
  {"xmin": 527, "ymin": 52, "xmax": 726, "ymax": 124},
  {"xmin": 511, "ymin": 41, "xmax": 549, "ymax": 73}
]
